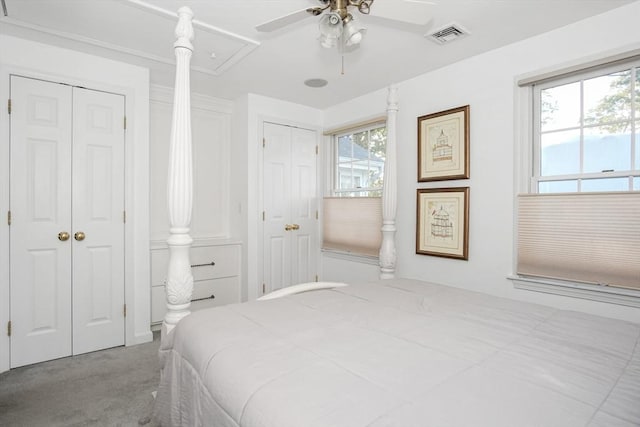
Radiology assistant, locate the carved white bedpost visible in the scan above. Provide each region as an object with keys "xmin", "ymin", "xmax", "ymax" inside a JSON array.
[
  {"xmin": 379, "ymin": 85, "xmax": 398, "ymax": 279},
  {"xmin": 162, "ymin": 7, "xmax": 195, "ymax": 338}
]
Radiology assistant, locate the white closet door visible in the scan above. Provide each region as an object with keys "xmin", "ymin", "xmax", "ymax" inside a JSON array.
[
  {"xmin": 263, "ymin": 122, "xmax": 292, "ymax": 292},
  {"xmin": 71, "ymin": 87, "xmax": 125, "ymax": 355},
  {"xmin": 9, "ymin": 76, "xmax": 73, "ymax": 367},
  {"xmin": 262, "ymin": 122, "xmax": 318, "ymax": 294},
  {"xmin": 290, "ymin": 127, "xmax": 317, "ymax": 285}
]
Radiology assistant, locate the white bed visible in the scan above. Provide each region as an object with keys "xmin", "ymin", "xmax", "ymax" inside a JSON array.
[
  {"xmin": 154, "ymin": 8, "xmax": 640, "ymax": 427},
  {"xmin": 154, "ymin": 279, "xmax": 640, "ymax": 426}
]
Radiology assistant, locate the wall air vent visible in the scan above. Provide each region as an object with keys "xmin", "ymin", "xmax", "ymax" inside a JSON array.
[{"xmin": 427, "ymin": 24, "xmax": 469, "ymax": 44}]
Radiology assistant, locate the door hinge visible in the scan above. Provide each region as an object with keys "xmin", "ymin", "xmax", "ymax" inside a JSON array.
[
  {"xmin": 315, "ymin": 210, "xmax": 318, "ymax": 220},
  {"xmin": 123, "ymin": 116, "xmax": 127, "ymax": 130},
  {"xmin": 315, "ymin": 145, "xmax": 319, "ymax": 155},
  {"xmin": 123, "ymin": 304, "xmax": 127, "ymax": 317},
  {"xmin": 7, "ymin": 210, "xmax": 11, "ymax": 226},
  {"xmin": 262, "ymin": 137, "xmax": 265, "ymax": 148},
  {"xmin": 262, "ymin": 211, "xmax": 265, "ymax": 221},
  {"xmin": 123, "ymin": 210, "xmax": 126, "ymax": 223},
  {"xmin": 7, "ymin": 99, "xmax": 11, "ymax": 115},
  {"xmin": 315, "ymin": 275, "xmax": 319, "ymax": 282},
  {"xmin": 7, "ymin": 321, "xmax": 11, "ymax": 337},
  {"xmin": 262, "ymin": 283, "xmax": 266, "ymax": 294}
]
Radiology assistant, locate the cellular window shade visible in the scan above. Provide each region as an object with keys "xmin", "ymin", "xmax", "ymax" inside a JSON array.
[
  {"xmin": 517, "ymin": 193, "xmax": 640, "ymax": 290},
  {"xmin": 323, "ymin": 197, "xmax": 382, "ymax": 256}
]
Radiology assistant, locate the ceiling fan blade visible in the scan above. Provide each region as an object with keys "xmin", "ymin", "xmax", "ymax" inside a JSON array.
[{"xmin": 255, "ymin": 8, "xmax": 312, "ymax": 32}]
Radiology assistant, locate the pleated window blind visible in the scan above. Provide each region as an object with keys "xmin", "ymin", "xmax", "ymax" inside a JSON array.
[
  {"xmin": 323, "ymin": 197, "xmax": 382, "ymax": 256},
  {"xmin": 517, "ymin": 193, "xmax": 640, "ymax": 290}
]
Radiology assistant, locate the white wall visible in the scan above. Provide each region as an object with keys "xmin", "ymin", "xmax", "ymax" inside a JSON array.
[
  {"xmin": 0, "ymin": 35, "xmax": 151, "ymax": 373},
  {"xmin": 230, "ymin": 94, "xmax": 250, "ymax": 300},
  {"xmin": 232, "ymin": 94, "xmax": 323, "ymax": 301},
  {"xmin": 322, "ymin": 254, "xmax": 380, "ymax": 283},
  {"xmin": 322, "ymin": 2, "xmax": 640, "ymax": 323}
]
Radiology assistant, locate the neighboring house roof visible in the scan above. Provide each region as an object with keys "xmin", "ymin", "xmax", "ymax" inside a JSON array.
[{"xmin": 338, "ymin": 138, "xmax": 384, "ymax": 163}]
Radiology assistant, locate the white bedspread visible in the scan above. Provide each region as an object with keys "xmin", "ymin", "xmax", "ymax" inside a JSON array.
[{"xmin": 154, "ymin": 279, "xmax": 640, "ymax": 426}]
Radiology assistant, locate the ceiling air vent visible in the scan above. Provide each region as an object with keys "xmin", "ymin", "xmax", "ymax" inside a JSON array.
[{"xmin": 427, "ymin": 24, "xmax": 469, "ymax": 44}]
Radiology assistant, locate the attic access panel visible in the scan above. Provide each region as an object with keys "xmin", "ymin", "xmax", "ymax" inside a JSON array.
[{"xmin": 3, "ymin": 0, "xmax": 259, "ymax": 75}]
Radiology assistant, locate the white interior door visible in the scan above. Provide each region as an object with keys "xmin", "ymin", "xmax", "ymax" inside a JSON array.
[
  {"xmin": 290, "ymin": 127, "xmax": 317, "ymax": 285},
  {"xmin": 71, "ymin": 87, "xmax": 125, "ymax": 355},
  {"xmin": 9, "ymin": 77, "xmax": 125, "ymax": 367},
  {"xmin": 9, "ymin": 76, "xmax": 73, "ymax": 367},
  {"xmin": 263, "ymin": 122, "xmax": 292, "ymax": 292},
  {"xmin": 262, "ymin": 122, "xmax": 318, "ymax": 294}
]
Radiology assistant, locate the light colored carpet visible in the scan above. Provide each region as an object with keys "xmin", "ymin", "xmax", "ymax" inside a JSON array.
[{"xmin": 0, "ymin": 332, "xmax": 160, "ymax": 426}]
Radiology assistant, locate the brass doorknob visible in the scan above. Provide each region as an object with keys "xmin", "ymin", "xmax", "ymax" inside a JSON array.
[
  {"xmin": 74, "ymin": 231, "xmax": 86, "ymax": 241},
  {"xmin": 291, "ymin": 224, "xmax": 300, "ymax": 230},
  {"xmin": 58, "ymin": 231, "xmax": 70, "ymax": 241},
  {"xmin": 284, "ymin": 224, "xmax": 294, "ymax": 231}
]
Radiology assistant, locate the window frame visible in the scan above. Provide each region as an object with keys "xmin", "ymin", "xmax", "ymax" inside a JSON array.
[
  {"xmin": 331, "ymin": 120, "xmax": 387, "ymax": 197},
  {"xmin": 531, "ymin": 59, "xmax": 640, "ymax": 193}
]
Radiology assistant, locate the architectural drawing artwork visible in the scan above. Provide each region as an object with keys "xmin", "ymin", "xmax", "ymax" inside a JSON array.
[
  {"xmin": 424, "ymin": 117, "xmax": 460, "ymax": 172},
  {"xmin": 430, "ymin": 205, "xmax": 454, "ymax": 239},
  {"xmin": 432, "ymin": 129, "xmax": 453, "ymax": 162}
]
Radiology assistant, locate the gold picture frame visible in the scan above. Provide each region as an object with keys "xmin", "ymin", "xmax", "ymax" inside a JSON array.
[
  {"xmin": 417, "ymin": 105, "xmax": 470, "ymax": 181},
  {"xmin": 416, "ymin": 187, "xmax": 469, "ymax": 260}
]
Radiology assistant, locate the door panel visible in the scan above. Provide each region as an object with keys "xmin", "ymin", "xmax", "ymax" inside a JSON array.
[
  {"xmin": 263, "ymin": 122, "xmax": 292, "ymax": 293},
  {"xmin": 290, "ymin": 128, "xmax": 317, "ymax": 285},
  {"xmin": 10, "ymin": 76, "xmax": 73, "ymax": 367},
  {"xmin": 71, "ymin": 87, "xmax": 125, "ymax": 355},
  {"xmin": 268, "ymin": 236, "xmax": 286, "ymax": 292},
  {"xmin": 262, "ymin": 123, "xmax": 318, "ymax": 295}
]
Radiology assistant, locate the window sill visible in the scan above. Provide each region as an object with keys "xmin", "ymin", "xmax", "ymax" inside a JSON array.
[
  {"xmin": 508, "ymin": 275, "xmax": 640, "ymax": 308},
  {"xmin": 321, "ymin": 248, "xmax": 379, "ymax": 266}
]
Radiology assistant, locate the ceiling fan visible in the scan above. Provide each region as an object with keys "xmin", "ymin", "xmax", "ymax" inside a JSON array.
[{"xmin": 256, "ymin": 0, "xmax": 434, "ymax": 51}]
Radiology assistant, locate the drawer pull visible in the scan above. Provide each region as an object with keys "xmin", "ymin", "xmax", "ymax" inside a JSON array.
[
  {"xmin": 191, "ymin": 261, "xmax": 215, "ymax": 268},
  {"xmin": 192, "ymin": 294, "xmax": 215, "ymax": 302}
]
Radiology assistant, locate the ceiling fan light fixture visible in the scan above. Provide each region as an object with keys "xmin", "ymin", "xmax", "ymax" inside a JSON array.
[
  {"xmin": 318, "ymin": 12, "xmax": 344, "ymax": 48},
  {"xmin": 319, "ymin": 33, "xmax": 340, "ymax": 48},
  {"xmin": 342, "ymin": 15, "xmax": 366, "ymax": 47},
  {"xmin": 319, "ymin": 12, "xmax": 343, "ymax": 35}
]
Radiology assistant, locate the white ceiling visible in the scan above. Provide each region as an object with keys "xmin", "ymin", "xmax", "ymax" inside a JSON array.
[{"xmin": 1, "ymin": 0, "xmax": 635, "ymax": 108}]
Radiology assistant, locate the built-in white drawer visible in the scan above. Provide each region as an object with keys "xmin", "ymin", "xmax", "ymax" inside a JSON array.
[
  {"xmin": 190, "ymin": 245, "xmax": 240, "ymax": 281},
  {"xmin": 150, "ymin": 242, "xmax": 242, "ymax": 324},
  {"xmin": 191, "ymin": 277, "xmax": 241, "ymax": 311},
  {"xmin": 151, "ymin": 276, "xmax": 241, "ymax": 324},
  {"xmin": 151, "ymin": 244, "xmax": 240, "ymax": 287}
]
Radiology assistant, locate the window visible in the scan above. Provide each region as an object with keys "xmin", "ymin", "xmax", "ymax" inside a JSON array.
[
  {"xmin": 514, "ymin": 57, "xmax": 640, "ymax": 304},
  {"xmin": 322, "ymin": 121, "xmax": 387, "ymax": 258},
  {"xmin": 334, "ymin": 122, "xmax": 387, "ymax": 197},
  {"xmin": 533, "ymin": 60, "xmax": 640, "ymax": 193}
]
